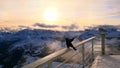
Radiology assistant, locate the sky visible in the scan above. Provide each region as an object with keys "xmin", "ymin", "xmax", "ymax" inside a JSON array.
[{"xmin": 0, "ymin": 0, "xmax": 120, "ymax": 30}]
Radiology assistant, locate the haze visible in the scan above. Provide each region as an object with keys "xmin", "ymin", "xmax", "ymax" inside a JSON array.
[{"xmin": 0, "ymin": 0, "xmax": 120, "ymax": 30}]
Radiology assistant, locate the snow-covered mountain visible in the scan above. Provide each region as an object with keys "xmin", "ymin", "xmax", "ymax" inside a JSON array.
[{"xmin": 0, "ymin": 25, "xmax": 120, "ymax": 68}]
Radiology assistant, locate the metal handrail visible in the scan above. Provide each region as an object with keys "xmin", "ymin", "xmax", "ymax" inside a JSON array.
[
  {"xmin": 106, "ymin": 36, "xmax": 120, "ymax": 38},
  {"xmin": 22, "ymin": 36, "xmax": 96, "ymax": 68}
]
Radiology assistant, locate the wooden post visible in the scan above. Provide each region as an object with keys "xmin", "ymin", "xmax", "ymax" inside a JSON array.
[
  {"xmin": 47, "ymin": 61, "xmax": 52, "ymax": 68},
  {"xmin": 91, "ymin": 39, "xmax": 94, "ymax": 61},
  {"xmin": 99, "ymin": 28, "xmax": 106, "ymax": 55},
  {"xmin": 82, "ymin": 44, "xmax": 85, "ymax": 68},
  {"xmin": 101, "ymin": 31, "xmax": 105, "ymax": 55}
]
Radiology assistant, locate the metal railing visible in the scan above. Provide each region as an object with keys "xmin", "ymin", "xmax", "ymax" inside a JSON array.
[
  {"xmin": 22, "ymin": 36, "xmax": 96, "ymax": 68},
  {"xmin": 90, "ymin": 35, "xmax": 120, "ymax": 68},
  {"xmin": 105, "ymin": 36, "xmax": 120, "ymax": 55}
]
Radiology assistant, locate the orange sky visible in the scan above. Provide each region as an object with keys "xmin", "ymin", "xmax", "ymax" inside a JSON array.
[{"xmin": 0, "ymin": 0, "xmax": 120, "ymax": 30}]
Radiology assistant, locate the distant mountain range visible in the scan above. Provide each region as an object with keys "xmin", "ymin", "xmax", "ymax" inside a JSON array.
[{"xmin": 0, "ymin": 25, "xmax": 120, "ymax": 68}]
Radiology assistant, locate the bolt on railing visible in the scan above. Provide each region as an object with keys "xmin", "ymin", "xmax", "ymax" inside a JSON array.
[{"xmin": 22, "ymin": 36, "xmax": 96, "ymax": 68}]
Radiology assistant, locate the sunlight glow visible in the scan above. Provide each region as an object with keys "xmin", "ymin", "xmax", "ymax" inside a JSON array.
[{"xmin": 44, "ymin": 8, "xmax": 58, "ymax": 21}]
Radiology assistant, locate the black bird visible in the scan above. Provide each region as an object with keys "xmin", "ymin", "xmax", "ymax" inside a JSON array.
[{"xmin": 65, "ymin": 38, "xmax": 77, "ymax": 51}]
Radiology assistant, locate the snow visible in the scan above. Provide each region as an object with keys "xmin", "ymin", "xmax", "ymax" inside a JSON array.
[
  {"xmin": 21, "ymin": 55, "xmax": 39, "ymax": 65},
  {"xmin": 91, "ymin": 55, "xmax": 120, "ymax": 68},
  {"xmin": 0, "ymin": 25, "xmax": 120, "ymax": 68}
]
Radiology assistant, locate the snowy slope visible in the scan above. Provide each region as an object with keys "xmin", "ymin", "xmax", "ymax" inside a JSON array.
[{"xmin": 0, "ymin": 25, "xmax": 120, "ymax": 68}]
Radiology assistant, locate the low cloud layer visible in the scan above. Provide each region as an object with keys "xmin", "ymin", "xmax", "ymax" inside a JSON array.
[
  {"xmin": 33, "ymin": 23, "xmax": 79, "ymax": 31},
  {"xmin": 62, "ymin": 24, "xmax": 78, "ymax": 30},
  {"xmin": 33, "ymin": 23, "xmax": 59, "ymax": 28}
]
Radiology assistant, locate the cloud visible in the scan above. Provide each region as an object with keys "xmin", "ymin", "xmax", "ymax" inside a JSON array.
[
  {"xmin": 33, "ymin": 23, "xmax": 79, "ymax": 31},
  {"xmin": 18, "ymin": 25, "xmax": 28, "ymax": 28},
  {"xmin": 62, "ymin": 24, "xmax": 78, "ymax": 30},
  {"xmin": 47, "ymin": 41, "xmax": 63, "ymax": 52},
  {"xmin": 103, "ymin": 0, "xmax": 120, "ymax": 18},
  {"xmin": 18, "ymin": 25, "xmax": 31, "ymax": 29},
  {"xmin": 33, "ymin": 23, "xmax": 59, "ymax": 28}
]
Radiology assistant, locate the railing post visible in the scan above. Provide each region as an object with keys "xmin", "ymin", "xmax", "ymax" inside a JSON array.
[
  {"xmin": 91, "ymin": 39, "xmax": 94, "ymax": 61},
  {"xmin": 99, "ymin": 28, "xmax": 106, "ymax": 55},
  {"xmin": 82, "ymin": 44, "xmax": 85, "ymax": 68},
  {"xmin": 47, "ymin": 61, "xmax": 52, "ymax": 68},
  {"xmin": 101, "ymin": 32, "xmax": 105, "ymax": 55}
]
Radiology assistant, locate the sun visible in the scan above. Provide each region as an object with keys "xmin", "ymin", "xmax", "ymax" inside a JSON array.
[{"xmin": 44, "ymin": 8, "xmax": 58, "ymax": 21}]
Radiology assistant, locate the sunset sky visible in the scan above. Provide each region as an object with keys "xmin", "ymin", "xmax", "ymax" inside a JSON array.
[{"xmin": 0, "ymin": 0, "xmax": 120, "ymax": 30}]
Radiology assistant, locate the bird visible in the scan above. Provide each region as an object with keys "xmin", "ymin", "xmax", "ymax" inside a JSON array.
[{"xmin": 65, "ymin": 38, "xmax": 77, "ymax": 51}]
